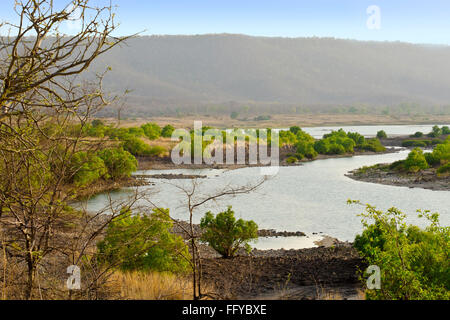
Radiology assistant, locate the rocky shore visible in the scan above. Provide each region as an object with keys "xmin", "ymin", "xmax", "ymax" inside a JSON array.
[
  {"xmin": 202, "ymin": 245, "xmax": 365, "ymax": 300},
  {"xmin": 346, "ymin": 165, "xmax": 450, "ymax": 191}
]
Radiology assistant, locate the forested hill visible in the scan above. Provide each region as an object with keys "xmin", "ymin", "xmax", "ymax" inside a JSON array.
[{"xmin": 92, "ymin": 34, "xmax": 450, "ymax": 115}]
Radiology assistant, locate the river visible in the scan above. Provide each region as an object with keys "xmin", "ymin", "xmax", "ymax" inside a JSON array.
[{"xmin": 80, "ymin": 125, "xmax": 450, "ymax": 248}]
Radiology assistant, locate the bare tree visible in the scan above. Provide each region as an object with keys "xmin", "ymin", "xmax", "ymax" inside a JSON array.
[
  {"xmin": 0, "ymin": 0, "xmax": 134, "ymax": 299},
  {"xmin": 153, "ymin": 178, "xmax": 267, "ymax": 300}
]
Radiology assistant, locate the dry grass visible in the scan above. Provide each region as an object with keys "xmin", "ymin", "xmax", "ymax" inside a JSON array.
[
  {"xmin": 109, "ymin": 114, "xmax": 450, "ymax": 130},
  {"xmin": 110, "ymin": 271, "xmax": 194, "ymax": 300}
]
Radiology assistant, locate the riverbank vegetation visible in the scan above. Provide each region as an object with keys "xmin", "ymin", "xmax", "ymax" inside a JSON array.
[{"xmin": 351, "ymin": 201, "xmax": 449, "ymax": 300}]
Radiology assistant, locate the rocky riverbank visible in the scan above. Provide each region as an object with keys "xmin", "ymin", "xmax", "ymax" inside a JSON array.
[
  {"xmin": 137, "ymin": 147, "xmax": 397, "ymax": 171},
  {"xmin": 346, "ymin": 165, "xmax": 450, "ymax": 191},
  {"xmin": 202, "ymin": 245, "xmax": 365, "ymax": 300},
  {"xmin": 172, "ymin": 220, "xmax": 361, "ymax": 300}
]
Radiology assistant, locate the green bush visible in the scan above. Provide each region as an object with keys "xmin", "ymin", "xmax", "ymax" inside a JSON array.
[
  {"xmin": 286, "ymin": 156, "xmax": 298, "ymax": 164},
  {"xmin": 98, "ymin": 148, "xmax": 137, "ymax": 180},
  {"xmin": 296, "ymin": 140, "xmax": 318, "ymax": 159},
  {"xmin": 442, "ymin": 126, "xmax": 450, "ymax": 135},
  {"xmin": 437, "ymin": 163, "xmax": 450, "ymax": 175},
  {"xmin": 289, "ymin": 126, "xmax": 301, "ymax": 135},
  {"xmin": 402, "ymin": 140, "xmax": 431, "ymax": 148},
  {"xmin": 149, "ymin": 145, "xmax": 167, "ymax": 157},
  {"xmin": 376, "ymin": 130, "xmax": 387, "ymax": 139},
  {"xmin": 411, "ymin": 132, "xmax": 423, "ymax": 138},
  {"xmin": 200, "ymin": 207, "xmax": 258, "ymax": 258},
  {"xmin": 70, "ymin": 152, "xmax": 107, "ymax": 186},
  {"xmin": 351, "ymin": 202, "xmax": 450, "ymax": 300},
  {"xmin": 141, "ymin": 123, "xmax": 162, "ymax": 140},
  {"xmin": 428, "ymin": 125, "xmax": 443, "ymax": 138},
  {"xmin": 122, "ymin": 136, "xmax": 152, "ymax": 156},
  {"xmin": 97, "ymin": 208, "xmax": 190, "ymax": 273},
  {"xmin": 359, "ymin": 139, "xmax": 386, "ymax": 152},
  {"xmin": 161, "ymin": 125, "xmax": 175, "ymax": 138},
  {"xmin": 403, "ymin": 148, "xmax": 429, "ymax": 172}
]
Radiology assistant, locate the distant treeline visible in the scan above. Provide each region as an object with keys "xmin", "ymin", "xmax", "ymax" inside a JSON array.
[{"xmin": 98, "ymin": 102, "xmax": 450, "ymax": 119}]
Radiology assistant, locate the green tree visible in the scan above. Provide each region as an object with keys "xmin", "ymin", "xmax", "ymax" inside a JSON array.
[
  {"xmin": 376, "ymin": 130, "xmax": 387, "ymax": 139},
  {"xmin": 98, "ymin": 148, "xmax": 137, "ymax": 180},
  {"xmin": 161, "ymin": 124, "xmax": 175, "ymax": 138},
  {"xmin": 70, "ymin": 152, "xmax": 107, "ymax": 186},
  {"xmin": 351, "ymin": 201, "xmax": 449, "ymax": 300},
  {"xmin": 97, "ymin": 208, "xmax": 190, "ymax": 273},
  {"xmin": 141, "ymin": 123, "xmax": 162, "ymax": 140},
  {"xmin": 200, "ymin": 207, "xmax": 258, "ymax": 258},
  {"xmin": 404, "ymin": 148, "xmax": 429, "ymax": 172}
]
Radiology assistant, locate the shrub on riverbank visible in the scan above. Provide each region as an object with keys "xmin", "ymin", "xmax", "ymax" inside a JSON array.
[
  {"xmin": 97, "ymin": 208, "xmax": 190, "ymax": 273},
  {"xmin": 200, "ymin": 207, "xmax": 258, "ymax": 258},
  {"xmin": 351, "ymin": 201, "xmax": 450, "ymax": 300}
]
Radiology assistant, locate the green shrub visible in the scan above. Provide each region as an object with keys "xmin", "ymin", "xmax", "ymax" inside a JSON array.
[
  {"xmin": 376, "ymin": 130, "xmax": 387, "ymax": 139},
  {"xmin": 404, "ymin": 148, "xmax": 429, "ymax": 172},
  {"xmin": 200, "ymin": 207, "xmax": 258, "ymax": 258},
  {"xmin": 437, "ymin": 163, "xmax": 450, "ymax": 175},
  {"xmin": 442, "ymin": 126, "xmax": 450, "ymax": 135},
  {"xmin": 411, "ymin": 132, "xmax": 423, "ymax": 138},
  {"xmin": 97, "ymin": 208, "xmax": 190, "ymax": 273},
  {"xmin": 149, "ymin": 146, "xmax": 167, "ymax": 157},
  {"xmin": 128, "ymin": 127, "xmax": 145, "ymax": 137},
  {"xmin": 360, "ymin": 139, "xmax": 386, "ymax": 152},
  {"xmin": 402, "ymin": 140, "xmax": 431, "ymax": 148},
  {"xmin": 314, "ymin": 139, "xmax": 330, "ymax": 154},
  {"xmin": 286, "ymin": 156, "xmax": 298, "ymax": 164},
  {"xmin": 296, "ymin": 140, "xmax": 318, "ymax": 159},
  {"xmin": 122, "ymin": 136, "xmax": 152, "ymax": 156},
  {"xmin": 431, "ymin": 139, "xmax": 444, "ymax": 145},
  {"xmin": 98, "ymin": 148, "xmax": 137, "ymax": 180},
  {"xmin": 70, "ymin": 152, "xmax": 107, "ymax": 186},
  {"xmin": 289, "ymin": 126, "xmax": 301, "ymax": 135},
  {"xmin": 428, "ymin": 125, "xmax": 443, "ymax": 138},
  {"xmin": 351, "ymin": 202, "xmax": 450, "ymax": 300},
  {"xmin": 389, "ymin": 160, "xmax": 405, "ymax": 171},
  {"xmin": 161, "ymin": 125, "xmax": 175, "ymax": 138},
  {"xmin": 141, "ymin": 123, "xmax": 162, "ymax": 140}
]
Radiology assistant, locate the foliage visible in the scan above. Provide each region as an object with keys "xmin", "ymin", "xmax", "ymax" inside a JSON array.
[
  {"xmin": 286, "ymin": 156, "xmax": 298, "ymax": 164},
  {"xmin": 436, "ymin": 163, "xmax": 450, "ymax": 175},
  {"xmin": 351, "ymin": 201, "xmax": 450, "ymax": 300},
  {"xmin": 430, "ymin": 125, "xmax": 442, "ymax": 138},
  {"xmin": 98, "ymin": 148, "xmax": 137, "ymax": 180},
  {"xmin": 402, "ymin": 140, "xmax": 431, "ymax": 148},
  {"xmin": 161, "ymin": 125, "xmax": 175, "ymax": 138},
  {"xmin": 230, "ymin": 112, "xmax": 239, "ymax": 119},
  {"xmin": 141, "ymin": 123, "xmax": 162, "ymax": 140},
  {"xmin": 359, "ymin": 138, "xmax": 386, "ymax": 152},
  {"xmin": 411, "ymin": 132, "xmax": 423, "ymax": 138},
  {"xmin": 403, "ymin": 148, "xmax": 429, "ymax": 172},
  {"xmin": 200, "ymin": 207, "xmax": 258, "ymax": 258},
  {"xmin": 97, "ymin": 208, "xmax": 190, "ymax": 273},
  {"xmin": 69, "ymin": 152, "xmax": 108, "ymax": 186},
  {"xmin": 376, "ymin": 130, "xmax": 387, "ymax": 139}
]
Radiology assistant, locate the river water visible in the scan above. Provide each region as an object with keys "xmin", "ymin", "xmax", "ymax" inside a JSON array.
[{"xmin": 80, "ymin": 125, "xmax": 450, "ymax": 247}]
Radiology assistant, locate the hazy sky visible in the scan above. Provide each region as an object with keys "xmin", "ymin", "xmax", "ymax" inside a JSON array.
[{"xmin": 1, "ymin": 0, "xmax": 450, "ymax": 45}]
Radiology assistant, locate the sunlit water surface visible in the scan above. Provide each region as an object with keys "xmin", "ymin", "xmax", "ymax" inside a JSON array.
[{"xmin": 80, "ymin": 125, "xmax": 450, "ymax": 246}]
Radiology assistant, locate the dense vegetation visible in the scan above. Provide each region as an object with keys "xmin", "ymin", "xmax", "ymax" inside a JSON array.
[
  {"xmin": 97, "ymin": 208, "xmax": 190, "ymax": 273},
  {"xmin": 352, "ymin": 201, "xmax": 449, "ymax": 300},
  {"xmin": 200, "ymin": 207, "xmax": 258, "ymax": 258},
  {"xmin": 393, "ymin": 137, "xmax": 450, "ymax": 174},
  {"xmin": 280, "ymin": 127, "xmax": 385, "ymax": 162}
]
